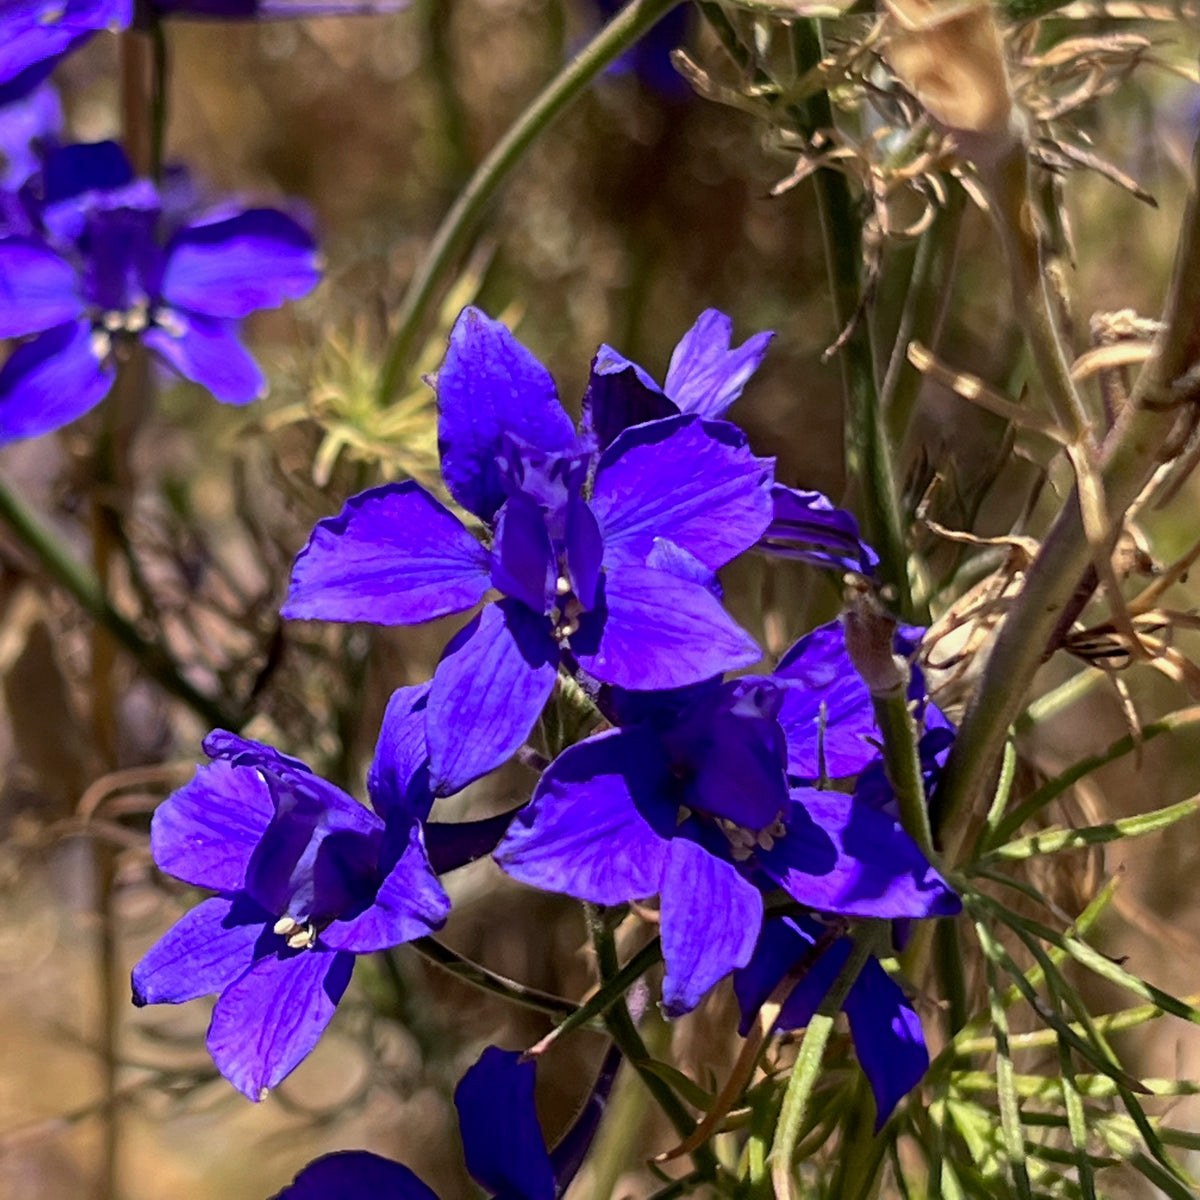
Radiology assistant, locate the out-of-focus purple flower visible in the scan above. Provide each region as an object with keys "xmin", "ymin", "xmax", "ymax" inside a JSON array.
[
  {"xmin": 591, "ymin": 0, "xmax": 690, "ymax": 97},
  {"xmin": 131, "ymin": 719, "xmax": 450, "ymax": 1101},
  {"xmin": 273, "ymin": 1044, "xmax": 621, "ymax": 1199},
  {"xmin": 735, "ymin": 916, "xmax": 929, "ymax": 1129},
  {"xmin": 0, "ymin": 140, "xmax": 320, "ymax": 442},
  {"xmin": 285, "ymin": 306, "xmax": 773, "ymax": 795},
  {"xmin": 496, "ymin": 677, "xmax": 960, "ymax": 1017},
  {"xmin": 582, "ymin": 307, "xmax": 774, "ymax": 450},
  {"xmin": 756, "ymin": 484, "xmax": 879, "ymax": 575},
  {"xmin": 0, "ymin": 80, "xmax": 61, "ymax": 188}
]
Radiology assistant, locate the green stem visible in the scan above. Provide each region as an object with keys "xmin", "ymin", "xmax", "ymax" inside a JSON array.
[
  {"xmin": 377, "ymin": 0, "xmax": 684, "ymax": 402},
  {"xmin": 0, "ymin": 476, "xmax": 241, "ymax": 730},
  {"xmin": 870, "ymin": 685, "xmax": 936, "ymax": 864}
]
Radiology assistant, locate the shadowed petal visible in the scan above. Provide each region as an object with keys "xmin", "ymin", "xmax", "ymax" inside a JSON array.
[
  {"xmin": 571, "ymin": 568, "xmax": 761, "ymax": 689},
  {"xmin": 149, "ymin": 758, "xmax": 275, "ymax": 892},
  {"xmin": 321, "ymin": 820, "xmax": 449, "ymax": 953},
  {"xmin": 733, "ymin": 916, "xmax": 827, "ymax": 1036},
  {"xmin": 759, "ymin": 789, "xmax": 960, "ymax": 919},
  {"xmin": 425, "ymin": 809, "xmax": 519, "ymax": 874},
  {"xmin": 496, "ymin": 728, "xmax": 675, "ymax": 904},
  {"xmin": 0, "ymin": 238, "xmax": 81, "ymax": 335},
  {"xmin": 663, "ymin": 310, "xmax": 773, "ymax": 419},
  {"xmin": 0, "ymin": 320, "xmax": 113, "ymax": 444},
  {"xmin": 660, "ymin": 836, "xmax": 763, "ymax": 1017},
  {"xmin": 131, "ymin": 895, "xmax": 268, "ymax": 1006},
  {"xmin": 271, "ymin": 1151, "xmax": 439, "ymax": 1200},
  {"xmin": 455, "ymin": 1047, "xmax": 555, "ymax": 1200},
  {"xmin": 144, "ymin": 314, "xmax": 266, "ymax": 404},
  {"xmin": 581, "ymin": 346, "xmax": 676, "ymax": 450},
  {"xmin": 757, "ymin": 485, "xmax": 878, "ymax": 574},
  {"xmin": 845, "ymin": 958, "xmax": 929, "ymax": 1129},
  {"xmin": 437, "ymin": 307, "xmax": 578, "ymax": 523},
  {"xmin": 427, "ymin": 599, "xmax": 558, "ymax": 794},
  {"xmin": 368, "ymin": 683, "xmax": 433, "ymax": 821},
  {"xmin": 283, "ymin": 481, "xmax": 490, "ymax": 625},
  {"xmin": 161, "ymin": 208, "xmax": 319, "ymax": 318},
  {"xmin": 594, "ymin": 415, "xmax": 773, "ymax": 569},
  {"xmin": 491, "ymin": 491, "xmax": 556, "ymax": 614},
  {"xmin": 207, "ymin": 947, "xmax": 354, "ymax": 1100}
]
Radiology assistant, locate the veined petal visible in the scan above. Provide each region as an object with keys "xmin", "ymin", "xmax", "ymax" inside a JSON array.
[
  {"xmin": 131, "ymin": 895, "xmax": 268, "ymax": 1006},
  {"xmin": 150, "ymin": 757, "xmax": 275, "ymax": 892},
  {"xmin": 0, "ymin": 237, "xmax": 82, "ymax": 335},
  {"xmin": 321, "ymin": 820, "xmax": 449, "ymax": 953},
  {"xmin": 759, "ymin": 789, "xmax": 960, "ymax": 919},
  {"xmin": 271, "ymin": 1151, "xmax": 439, "ymax": 1200},
  {"xmin": 143, "ymin": 313, "xmax": 267, "ymax": 405},
  {"xmin": 571, "ymin": 568, "xmax": 761, "ymax": 689},
  {"xmin": 454, "ymin": 1047, "xmax": 555, "ymax": 1200},
  {"xmin": 206, "ymin": 947, "xmax": 354, "ymax": 1100},
  {"xmin": 283, "ymin": 481, "xmax": 491, "ymax": 625},
  {"xmin": 496, "ymin": 728, "xmax": 675, "ymax": 905},
  {"xmin": 427, "ymin": 599, "xmax": 558, "ymax": 794},
  {"xmin": 663, "ymin": 310, "xmax": 773, "ymax": 419},
  {"xmin": 161, "ymin": 208, "xmax": 319, "ymax": 318},
  {"xmin": 580, "ymin": 345, "xmax": 676, "ymax": 451},
  {"xmin": 436, "ymin": 307, "xmax": 578, "ymax": 523},
  {"xmin": 845, "ymin": 958, "xmax": 928, "ymax": 1129},
  {"xmin": 757, "ymin": 485, "xmax": 878, "ymax": 574},
  {"xmin": 368, "ymin": 683, "xmax": 433, "ymax": 821},
  {"xmin": 594, "ymin": 415, "xmax": 773, "ymax": 570},
  {"xmin": 660, "ymin": 836, "xmax": 763, "ymax": 1017},
  {"xmin": 0, "ymin": 320, "xmax": 114, "ymax": 444}
]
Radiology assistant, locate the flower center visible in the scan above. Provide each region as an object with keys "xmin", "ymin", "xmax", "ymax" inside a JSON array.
[
  {"xmin": 714, "ymin": 814, "xmax": 788, "ymax": 862},
  {"xmin": 272, "ymin": 915, "xmax": 317, "ymax": 950}
]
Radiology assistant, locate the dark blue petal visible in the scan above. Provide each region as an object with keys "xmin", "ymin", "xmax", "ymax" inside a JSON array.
[
  {"xmin": 321, "ymin": 820, "xmax": 449, "ymax": 953},
  {"xmin": 271, "ymin": 1151, "xmax": 439, "ymax": 1200},
  {"xmin": 0, "ymin": 319, "xmax": 113, "ymax": 444},
  {"xmin": 161, "ymin": 208, "xmax": 319, "ymax": 317},
  {"xmin": 283, "ymin": 481, "xmax": 491, "ymax": 625},
  {"xmin": 548, "ymin": 1043, "xmax": 623, "ymax": 1193},
  {"xmin": 594, "ymin": 415, "xmax": 773, "ymax": 570},
  {"xmin": 759, "ymin": 789, "xmax": 961, "ymax": 919},
  {"xmin": 0, "ymin": 0, "xmax": 130, "ymax": 89},
  {"xmin": 663, "ymin": 310, "xmax": 773, "ymax": 419},
  {"xmin": 660, "ymin": 836, "xmax": 763, "ymax": 1017},
  {"xmin": 149, "ymin": 757, "xmax": 275, "ymax": 892},
  {"xmin": 131, "ymin": 895, "xmax": 270, "ymax": 1006},
  {"xmin": 571, "ymin": 567, "xmax": 761, "ymax": 689},
  {"xmin": 425, "ymin": 808, "xmax": 519, "ymax": 874},
  {"xmin": 0, "ymin": 237, "xmax": 82, "ymax": 335},
  {"xmin": 491, "ymin": 491, "xmax": 556, "ymax": 615},
  {"xmin": 455, "ymin": 1047, "xmax": 555, "ymax": 1200},
  {"xmin": 39, "ymin": 138, "xmax": 133, "ymax": 205},
  {"xmin": 368, "ymin": 683, "xmax": 433, "ymax": 821},
  {"xmin": 207, "ymin": 947, "xmax": 354, "ymax": 1100},
  {"xmin": 844, "ymin": 958, "xmax": 928, "ymax": 1129},
  {"xmin": 427, "ymin": 599, "xmax": 558, "ymax": 794},
  {"xmin": 436, "ymin": 307, "xmax": 578, "ymax": 523},
  {"xmin": 757, "ymin": 485, "xmax": 879, "ymax": 574},
  {"xmin": 143, "ymin": 314, "xmax": 267, "ymax": 404},
  {"xmin": 565, "ymin": 491, "xmax": 603, "ymax": 611},
  {"xmin": 580, "ymin": 345, "xmax": 677, "ymax": 451},
  {"xmin": 496, "ymin": 728, "xmax": 675, "ymax": 904}
]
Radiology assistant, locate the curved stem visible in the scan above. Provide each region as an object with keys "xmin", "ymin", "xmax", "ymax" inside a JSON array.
[{"xmin": 377, "ymin": 0, "xmax": 685, "ymax": 403}]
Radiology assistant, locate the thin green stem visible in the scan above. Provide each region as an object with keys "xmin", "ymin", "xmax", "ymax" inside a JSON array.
[
  {"xmin": 870, "ymin": 685, "xmax": 936, "ymax": 864},
  {"xmin": 377, "ymin": 0, "xmax": 684, "ymax": 402}
]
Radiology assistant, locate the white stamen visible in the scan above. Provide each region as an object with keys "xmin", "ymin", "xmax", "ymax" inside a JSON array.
[
  {"xmin": 286, "ymin": 926, "xmax": 316, "ymax": 950},
  {"xmin": 555, "ymin": 575, "xmax": 571, "ymax": 596},
  {"xmin": 89, "ymin": 330, "xmax": 112, "ymax": 362},
  {"xmin": 273, "ymin": 915, "xmax": 301, "ymax": 937}
]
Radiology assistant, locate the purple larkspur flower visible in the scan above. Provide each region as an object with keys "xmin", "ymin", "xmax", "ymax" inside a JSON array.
[
  {"xmin": 590, "ymin": 0, "xmax": 690, "ymax": 97},
  {"xmin": 131, "ymin": 715, "xmax": 450, "ymax": 1101},
  {"xmin": 0, "ymin": 140, "xmax": 320, "ymax": 442},
  {"xmin": 284, "ymin": 306, "xmax": 774, "ymax": 795},
  {"xmin": 273, "ymin": 1043, "xmax": 620, "ymax": 1200},
  {"xmin": 735, "ymin": 915, "xmax": 929, "ymax": 1129},
  {"xmin": 496, "ymin": 676, "xmax": 960, "ymax": 1017},
  {"xmin": 756, "ymin": 484, "xmax": 879, "ymax": 575}
]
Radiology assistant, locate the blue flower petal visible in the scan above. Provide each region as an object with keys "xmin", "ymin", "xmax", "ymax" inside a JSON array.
[
  {"xmin": 425, "ymin": 809, "xmax": 519, "ymax": 874},
  {"xmin": 368, "ymin": 683, "xmax": 433, "ymax": 821},
  {"xmin": 491, "ymin": 491, "xmax": 556, "ymax": 615},
  {"xmin": 496, "ymin": 728, "xmax": 675, "ymax": 904},
  {"xmin": 206, "ymin": 947, "xmax": 354, "ymax": 1100},
  {"xmin": 161, "ymin": 207, "xmax": 319, "ymax": 318},
  {"xmin": 427, "ymin": 599, "xmax": 558, "ymax": 794},
  {"xmin": 143, "ymin": 313, "xmax": 267, "ymax": 404},
  {"xmin": 0, "ymin": 319, "xmax": 113, "ymax": 444},
  {"xmin": 150, "ymin": 757, "xmax": 276, "ymax": 892},
  {"xmin": 283, "ymin": 481, "xmax": 491, "ymax": 625},
  {"xmin": 0, "ymin": 0, "xmax": 130, "ymax": 89},
  {"xmin": 455, "ymin": 1047, "xmax": 555, "ymax": 1200},
  {"xmin": 571, "ymin": 567, "xmax": 761, "ymax": 689},
  {"xmin": 663, "ymin": 309, "xmax": 773, "ymax": 419},
  {"xmin": 321, "ymin": 820, "xmax": 449, "ymax": 953},
  {"xmin": 580, "ymin": 345, "xmax": 676, "ymax": 450},
  {"xmin": 131, "ymin": 895, "xmax": 269, "ymax": 1006},
  {"xmin": 660, "ymin": 836, "xmax": 763, "ymax": 1017},
  {"xmin": 565, "ymin": 491, "xmax": 603, "ymax": 611},
  {"xmin": 593, "ymin": 415, "xmax": 773, "ymax": 570},
  {"xmin": 0, "ymin": 237, "xmax": 82, "ymax": 336},
  {"xmin": 0, "ymin": 81, "xmax": 61, "ymax": 187},
  {"xmin": 436, "ymin": 307, "xmax": 578, "ymax": 523},
  {"xmin": 271, "ymin": 1151, "xmax": 439, "ymax": 1200},
  {"xmin": 757, "ymin": 485, "xmax": 879, "ymax": 574}
]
